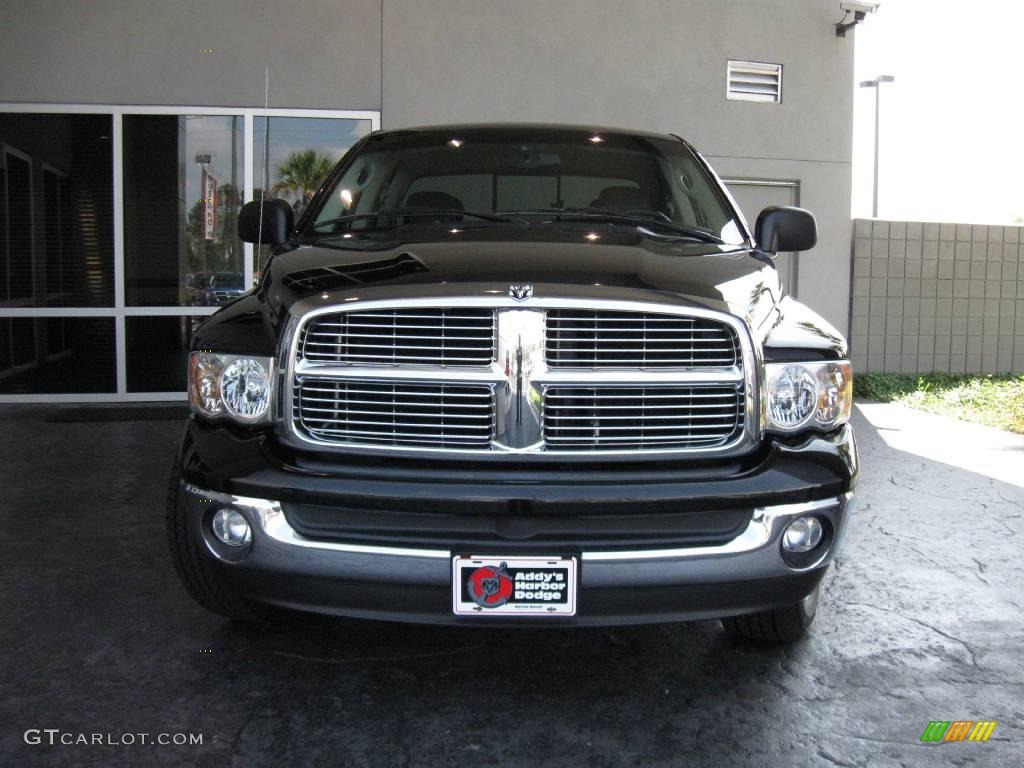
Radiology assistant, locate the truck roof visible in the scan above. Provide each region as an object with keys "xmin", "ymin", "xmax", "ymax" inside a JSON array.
[{"xmin": 368, "ymin": 122, "xmax": 685, "ymax": 143}]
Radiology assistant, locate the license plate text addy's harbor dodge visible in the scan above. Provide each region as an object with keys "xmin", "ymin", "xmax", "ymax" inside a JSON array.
[{"xmin": 453, "ymin": 557, "xmax": 578, "ymax": 616}]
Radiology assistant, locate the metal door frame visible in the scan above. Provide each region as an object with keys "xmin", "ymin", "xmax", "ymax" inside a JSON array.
[{"xmin": 722, "ymin": 177, "xmax": 801, "ymax": 298}]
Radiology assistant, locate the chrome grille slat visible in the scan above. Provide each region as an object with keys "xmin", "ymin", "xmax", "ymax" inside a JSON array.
[
  {"xmin": 547, "ymin": 328, "xmax": 731, "ymax": 334},
  {"xmin": 544, "ymin": 348, "xmax": 737, "ymax": 354},
  {"xmin": 551, "ymin": 358, "xmax": 737, "ymax": 364},
  {"xmin": 300, "ymin": 397, "xmax": 489, "ymax": 410},
  {"xmin": 301, "ymin": 344, "xmax": 493, "ymax": 354},
  {"xmin": 543, "ymin": 403, "xmax": 735, "ymax": 410},
  {"xmin": 303, "ymin": 354, "xmax": 490, "ymax": 363},
  {"xmin": 546, "ymin": 309, "xmax": 740, "ymax": 369},
  {"xmin": 298, "ymin": 308, "xmax": 495, "ymax": 367},
  {"xmin": 541, "ymin": 384, "xmax": 743, "ymax": 451},
  {"xmin": 548, "ymin": 338, "xmax": 734, "ymax": 344},
  {"xmin": 545, "ymin": 422, "xmax": 736, "ymax": 431},
  {"xmin": 547, "ymin": 328, "xmax": 731, "ymax": 332},
  {"xmin": 546, "ymin": 413, "xmax": 737, "ymax": 422},
  {"xmin": 299, "ymin": 389, "xmax": 489, "ymax": 401},
  {"xmin": 335, "ymin": 313, "xmax": 492, "ymax": 321},
  {"xmin": 548, "ymin": 321, "xmax": 731, "ymax": 325},
  {"xmin": 302, "ymin": 429, "xmax": 489, "ymax": 444},
  {"xmin": 304, "ymin": 418, "xmax": 489, "ymax": 430},
  {"xmin": 543, "ymin": 436, "xmax": 742, "ymax": 446},
  {"xmin": 544, "ymin": 392, "xmax": 735, "ymax": 400},
  {"xmin": 545, "ymin": 436, "xmax": 730, "ymax": 446},
  {"xmin": 312, "ymin": 323, "xmax": 492, "ymax": 331},
  {"xmin": 300, "ymin": 406, "xmax": 489, "ymax": 419}
]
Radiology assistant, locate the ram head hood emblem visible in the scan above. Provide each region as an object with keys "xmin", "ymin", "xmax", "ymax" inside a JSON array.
[{"xmin": 508, "ymin": 284, "xmax": 534, "ymax": 301}]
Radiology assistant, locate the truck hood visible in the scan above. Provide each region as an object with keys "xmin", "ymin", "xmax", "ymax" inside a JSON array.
[
  {"xmin": 196, "ymin": 231, "xmax": 846, "ymax": 360},
  {"xmin": 266, "ymin": 231, "xmax": 779, "ymax": 317}
]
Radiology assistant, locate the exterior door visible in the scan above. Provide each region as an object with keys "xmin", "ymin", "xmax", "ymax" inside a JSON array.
[{"xmin": 723, "ymin": 179, "xmax": 800, "ymax": 298}]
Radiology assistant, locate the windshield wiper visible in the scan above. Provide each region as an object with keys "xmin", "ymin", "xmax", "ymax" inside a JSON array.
[
  {"xmin": 496, "ymin": 208, "xmax": 724, "ymax": 244},
  {"xmin": 313, "ymin": 207, "xmax": 524, "ymax": 230}
]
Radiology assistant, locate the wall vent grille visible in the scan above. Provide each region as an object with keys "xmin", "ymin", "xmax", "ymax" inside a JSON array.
[{"xmin": 727, "ymin": 60, "xmax": 782, "ymax": 103}]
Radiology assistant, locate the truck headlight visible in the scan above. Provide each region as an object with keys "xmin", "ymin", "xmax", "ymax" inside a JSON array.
[
  {"xmin": 189, "ymin": 352, "xmax": 274, "ymax": 424},
  {"xmin": 764, "ymin": 361, "xmax": 852, "ymax": 433}
]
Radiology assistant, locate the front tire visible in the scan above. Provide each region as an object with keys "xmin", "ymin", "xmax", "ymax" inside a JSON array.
[
  {"xmin": 721, "ymin": 585, "xmax": 819, "ymax": 643},
  {"xmin": 165, "ymin": 464, "xmax": 265, "ymax": 622}
]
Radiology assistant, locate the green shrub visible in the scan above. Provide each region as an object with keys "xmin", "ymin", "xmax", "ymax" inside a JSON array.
[{"xmin": 854, "ymin": 373, "xmax": 1024, "ymax": 434}]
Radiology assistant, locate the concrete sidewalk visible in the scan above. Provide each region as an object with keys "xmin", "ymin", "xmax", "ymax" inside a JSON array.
[{"xmin": 0, "ymin": 403, "xmax": 1021, "ymax": 767}]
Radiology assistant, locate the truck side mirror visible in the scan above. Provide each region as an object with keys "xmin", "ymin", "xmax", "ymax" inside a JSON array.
[
  {"xmin": 754, "ymin": 206, "xmax": 817, "ymax": 254},
  {"xmin": 238, "ymin": 199, "xmax": 294, "ymax": 245}
]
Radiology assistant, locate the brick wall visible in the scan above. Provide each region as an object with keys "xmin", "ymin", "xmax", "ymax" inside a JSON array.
[{"xmin": 849, "ymin": 219, "xmax": 1024, "ymax": 374}]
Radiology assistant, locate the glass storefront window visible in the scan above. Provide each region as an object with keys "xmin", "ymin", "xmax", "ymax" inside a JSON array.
[
  {"xmin": 125, "ymin": 316, "xmax": 192, "ymax": 392},
  {"xmin": 0, "ymin": 107, "xmax": 377, "ymax": 400},
  {"xmin": 0, "ymin": 114, "xmax": 115, "ymax": 308},
  {"xmin": 123, "ymin": 115, "xmax": 243, "ymax": 307},
  {"xmin": 0, "ymin": 316, "xmax": 115, "ymax": 394}
]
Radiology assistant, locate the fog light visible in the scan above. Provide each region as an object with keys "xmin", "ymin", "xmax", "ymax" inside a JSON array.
[
  {"xmin": 782, "ymin": 516, "xmax": 824, "ymax": 553},
  {"xmin": 211, "ymin": 509, "xmax": 252, "ymax": 547}
]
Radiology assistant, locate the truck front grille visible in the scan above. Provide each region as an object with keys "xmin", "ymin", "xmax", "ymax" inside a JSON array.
[
  {"xmin": 298, "ymin": 308, "xmax": 495, "ymax": 366},
  {"xmin": 542, "ymin": 384, "xmax": 744, "ymax": 450},
  {"xmin": 294, "ymin": 378, "xmax": 495, "ymax": 448},
  {"xmin": 287, "ymin": 300, "xmax": 753, "ymax": 457},
  {"xmin": 546, "ymin": 309, "xmax": 740, "ymax": 368}
]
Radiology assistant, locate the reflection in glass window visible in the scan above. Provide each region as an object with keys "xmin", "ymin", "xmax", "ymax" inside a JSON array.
[
  {"xmin": 5, "ymin": 151, "xmax": 32, "ymax": 299},
  {"xmin": 123, "ymin": 115, "xmax": 243, "ymax": 307},
  {"xmin": 253, "ymin": 116, "xmax": 372, "ymax": 277},
  {"xmin": 0, "ymin": 114, "xmax": 114, "ymax": 307},
  {"xmin": 0, "ymin": 109, "xmax": 376, "ymax": 399}
]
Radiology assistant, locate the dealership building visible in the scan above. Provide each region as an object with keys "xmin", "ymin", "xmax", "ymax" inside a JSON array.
[{"xmin": 0, "ymin": 0, "xmax": 854, "ymax": 402}]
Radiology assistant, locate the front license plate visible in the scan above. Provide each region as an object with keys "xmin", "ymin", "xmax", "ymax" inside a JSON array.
[{"xmin": 452, "ymin": 555, "xmax": 577, "ymax": 616}]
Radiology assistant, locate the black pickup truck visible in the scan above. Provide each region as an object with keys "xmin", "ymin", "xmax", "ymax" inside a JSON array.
[{"xmin": 168, "ymin": 124, "xmax": 857, "ymax": 643}]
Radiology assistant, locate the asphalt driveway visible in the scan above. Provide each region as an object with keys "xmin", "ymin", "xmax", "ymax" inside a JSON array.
[{"xmin": 0, "ymin": 402, "xmax": 1021, "ymax": 767}]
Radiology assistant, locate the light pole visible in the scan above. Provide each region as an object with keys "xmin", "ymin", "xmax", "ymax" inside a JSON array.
[
  {"xmin": 860, "ymin": 75, "xmax": 895, "ymax": 218},
  {"xmin": 195, "ymin": 153, "xmax": 212, "ymax": 272}
]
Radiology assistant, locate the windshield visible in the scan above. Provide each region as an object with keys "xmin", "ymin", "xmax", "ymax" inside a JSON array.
[{"xmin": 309, "ymin": 127, "xmax": 745, "ymax": 245}]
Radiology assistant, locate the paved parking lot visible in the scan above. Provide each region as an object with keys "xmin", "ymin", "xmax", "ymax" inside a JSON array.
[{"xmin": 1, "ymin": 403, "xmax": 1021, "ymax": 767}]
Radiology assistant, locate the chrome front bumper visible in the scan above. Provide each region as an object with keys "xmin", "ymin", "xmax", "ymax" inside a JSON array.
[{"xmin": 180, "ymin": 482, "xmax": 852, "ymax": 625}]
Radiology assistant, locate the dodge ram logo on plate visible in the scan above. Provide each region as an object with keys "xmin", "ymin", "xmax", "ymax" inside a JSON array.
[
  {"xmin": 508, "ymin": 284, "xmax": 533, "ymax": 301},
  {"xmin": 466, "ymin": 561, "xmax": 514, "ymax": 608}
]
